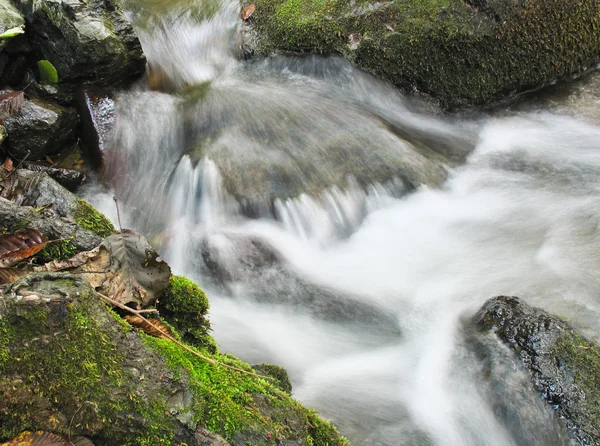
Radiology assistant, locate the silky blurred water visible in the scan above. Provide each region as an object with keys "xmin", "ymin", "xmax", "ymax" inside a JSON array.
[{"xmin": 88, "ymin": 1, "xmax": 600, "ymax": 444}]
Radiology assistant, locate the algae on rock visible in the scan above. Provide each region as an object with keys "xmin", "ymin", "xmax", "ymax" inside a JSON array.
[
  {"xmin": 0, "ymin": 273, "xmax": 348, "ymax": 446},
  {"xmin": 244, "ymin": 0, "xmax": 600, "ymax": 107}
]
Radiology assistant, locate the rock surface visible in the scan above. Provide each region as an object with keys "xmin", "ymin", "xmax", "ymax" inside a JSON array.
[
  {"xmin": 474, "ymin": 296, "xmax": 600, "ymax": 445},
  {"xmin": 0, "ymin": 273, "xmax": 348, "ymax": 446},
  {"xmin": 3, "ymin": 98, "xmax": 78, "ymax": 160},
  {"xmin": 15, "ymin": 0, "xmax": 146, "ymax": 87},
  {"xmin": 243, "ymin": 0, "xmax": 600, "ymax": 107}
]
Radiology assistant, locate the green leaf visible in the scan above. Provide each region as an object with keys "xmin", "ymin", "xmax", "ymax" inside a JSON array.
[
  {"xmin": 37, "ymin": 60, "xmax": 59, "ymax": 84},
  {"xmin": 0, "ymin": 25, "xmax": 25, "ymax": 39}
]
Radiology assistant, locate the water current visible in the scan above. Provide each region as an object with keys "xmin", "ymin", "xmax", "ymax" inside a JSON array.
[{"xmin": 88, "ymin": 1, "xmax": 600, "ymax": 444}]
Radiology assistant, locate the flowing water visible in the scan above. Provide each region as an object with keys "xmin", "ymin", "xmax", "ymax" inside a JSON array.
[{"xmin": 89, "ymin": 1, "xmax": 600, "ymax": 444}]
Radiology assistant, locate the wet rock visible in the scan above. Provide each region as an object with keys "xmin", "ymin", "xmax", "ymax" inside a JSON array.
[
  {"xmin": 0, "ymin": 273, "xmax": 347, "ymax": 446},
  {"xmin": 3, "ymin": 98, "xmax": 78, "ymax": 161},
  {"xmin": 474, "ymin": 296, "xmax": 600, "ymax": 445},
  {"xmin": 21, "ymin": 161, "xmax": 86, "ymax": 191},
  {"xmin": 76, "ymin": 86, "xmax": 116, "ymax": 169},
  {"xmin": 245, "ymin": 0, "xmax": 600, "ymax": 108},
  {"xmin": 15, "ymin": 0, "xmax": 146, "ymax": 87}
]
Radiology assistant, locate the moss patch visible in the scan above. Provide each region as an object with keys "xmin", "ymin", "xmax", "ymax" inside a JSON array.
[
  {"xmin": 158, "ymin": 275, "xmax": 216, "ymax": 352},
  {"xmin": 73, "ymin": 199, "xmax": 115, "ymax": 238},
  {"xmin": 552, "ymin": 331, "xmax": 600, "ymax": 433},
  {"xmin": 143, "ymin": 335, "xmax": 348, "ymax": 445},
  {"xmin": 35, "ymin": 239, "xmax": 79, "ymax": 262},
  {"xmin": 250, "ymin": 0, "xmax": 600, "ymax": 107}
]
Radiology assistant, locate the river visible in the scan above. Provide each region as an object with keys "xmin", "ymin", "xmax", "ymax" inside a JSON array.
[{"xmin": 87, "ymin": 1, "xmax": 600, "ymax": 444}]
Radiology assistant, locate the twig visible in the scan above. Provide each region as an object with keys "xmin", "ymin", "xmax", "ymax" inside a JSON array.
[
  {"xmin": 113, "ymin": 196, "xmax": 123, "ymax": 232},
  {"xmin": 68, "ymin": 401, "xmax": 98, "ymax": 443},
  {"xmin": 96, "ymin": 291, "xmax": 273, "ymax": 381}
]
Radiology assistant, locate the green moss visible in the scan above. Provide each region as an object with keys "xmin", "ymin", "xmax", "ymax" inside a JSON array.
[
  {"xmin": 73, "ymin": 199, "xmax": 115, "ymax": 238},
  {"xmin": 251, "ymin": 0, "xmax": 600, "ymax": 107},
  {"xmin": 0, "ymin": 289, "xmax": 178, "ymax": 445},
  {"xmin": 143, "ymin": 335, "xmax": 348, "ymax": 445},
  {"xmin": 158, "ymin": 275, "xmax": 216, "ymax": 352},
  {"xmin": 552, "ymin": 331, "xmax": 600, "ymax": 426},
  {"xmin": 253, "ymin": 363, "xmax": 293, "ymax": 394},
  {"xmin": 35, "ymin": 239, "xmax": 78, "ymax": 262}
]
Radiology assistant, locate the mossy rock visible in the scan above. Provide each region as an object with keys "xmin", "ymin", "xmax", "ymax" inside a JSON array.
[
  {"xmin": 73, "ymin": 199, "xmax": 116, "ymax": 238},
  {"xmin": 245, "ymin": 0, "xmax": 600, "ymax": 108},
  {"xmin": 0, "ymin": 273, "xmax": 347, "ymax": 446},
  {"xmin": 252, "ymin": 363, "xmax": 293, "ymax": 395},
  {"xmin": 475, "ymin": 295, "xmax": 600, "ymax": 444},
  {"xmin": 158, "ymin": 275, "xmax": 217, "ymax": 352}
]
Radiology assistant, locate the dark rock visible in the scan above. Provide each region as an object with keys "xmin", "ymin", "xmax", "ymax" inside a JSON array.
[
  {"xmin": 3, "ymin": 98, "xmax": 78, "ymax": 161},
  {"xmin": 21, "ymin": 161, "xmax": 86, "ymax": 191},
  {"xmin": 76, "ymin": 86, "xmax": 116, "ymax": 169},
  {"xmin": 474, "ymin": 296, "xmax": 600, "ymax": 445},
  {"xmin": 246, "ymin": 0, "xmax": 600, "ymax": 108},
  {"xmin": 15, "ymin": 0, "xmax": 146, "ymax": 87}
]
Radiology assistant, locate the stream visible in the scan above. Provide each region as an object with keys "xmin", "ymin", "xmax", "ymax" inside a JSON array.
[{"xmin": 87, "ymin": 0, "xmax": 600, "ymax": 444}]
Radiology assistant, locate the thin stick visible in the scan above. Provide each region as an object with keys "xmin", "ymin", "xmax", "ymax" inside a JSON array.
[
  {"xmin": 96, "ymin": 291, "xmax": 273, "ymax": 380},
  {"xmin": 113, "ymin": 196, "xmax": 123, "ymax": 232}
]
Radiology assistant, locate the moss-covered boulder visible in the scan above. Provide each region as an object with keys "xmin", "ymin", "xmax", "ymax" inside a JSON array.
[
  {"xmin": 0, "ymin": 273, "xmax": 348, "ymax": 446},
  {"xmin": 474, "ymin": 296, "xmax": 600, "ymax": 445},
  {"xmin": 158, "ymin": 275, "xmax": 216, "ymax": 352},
  {"xmin": 243, "ymin": 0, "xmax": 600, "ymax": 107}
]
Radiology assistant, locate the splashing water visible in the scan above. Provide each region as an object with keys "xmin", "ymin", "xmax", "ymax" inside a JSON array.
[{"xmin": 89, "ymin": 0, "xmax": 600, "ymax": 444}]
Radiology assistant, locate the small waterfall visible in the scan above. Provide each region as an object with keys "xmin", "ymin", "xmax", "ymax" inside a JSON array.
[{"xmin": 89, "ymin": 0, "xmax": 600, "ymax": 444}]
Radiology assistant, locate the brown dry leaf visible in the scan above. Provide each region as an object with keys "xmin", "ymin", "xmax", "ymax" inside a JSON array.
[
  {"xmin": 73, "ymin": 230, "xmax": 170, "ymax": 308},
  {"xmin": 0, "ymin": 229, "xmax": 49, "ymax": 267},
  {"xmin": 34, "ymin": 247, "xmax": 100, "ymax": 273},
  {"xmin": 2, "ymin": 158, "xmax": 14, "ymax": 172},
  {"xmin": 44, "ymin": 155, "xmax": 55, "ymax": 165},
  {"xmin": 0, "ymin": 91, "xmax": 24, "ymax": 119},
  {"xmin": 1, "ymin": 430, "xmax": 67, "ymax": 446},
  {"xmin": 0, "ymin": 267, "xmax": 31, "ymax": 285},
  {"xmin": 124, "ymin": 315, "xmax": 171, "ymax": 338},
  {"xmin": 241, "ymin": 4, "xmax": 255, "ymax": 20},
  {"xmin": 0, "ymin": 431, "xmax": 95, "ymax": 446}
]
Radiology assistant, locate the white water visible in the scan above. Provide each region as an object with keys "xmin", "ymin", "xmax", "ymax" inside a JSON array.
[{"xmin": 91, "ymin": 1, "xmax": 600, "ymax": 444}]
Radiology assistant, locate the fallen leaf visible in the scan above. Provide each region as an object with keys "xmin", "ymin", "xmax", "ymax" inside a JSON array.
[
  {"xmin": 242, "ymin": 4, "xmax": 255, "ymax": 20},
  {"xmin": 0, "ymin": 229, "xmax": 49, "ymax": 267},
  {"xmin": 0, "ymin": 91, "xmax": 24, "ymax": 119},
  {"xmin": 0, "ymin": 431, "xmax": 95, "ymax": 446},
  {"xmin": 75, "ymin": 230, "xmax": 171, "ymax": 308},
  {"xmin": 0, "ymin": 267, "xmax": 31, "ymax": 285},
  {"xmin": 124, "ymin": 315, "xmax": 171, "ymax": 338},
  {"xmin": 2, "ymin": 158, "xmax": 13, "ymax": 172},
  {"xmin": 44, "ymin": 155, "xmax": 55, "ymax": 165},
  {"xmin": 385, "ymin": 24, "xmax": 394, "ymax": 31}
]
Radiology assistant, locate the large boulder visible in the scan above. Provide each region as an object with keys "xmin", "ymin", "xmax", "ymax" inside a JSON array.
[
  {"xmin": 474, "ymin": 296, "xmax": 600, "ymax": 445},
  {"xmin": 14, "ymin": 0, "xmax": 146, "ymax": 87},
  {"xmin": 243, "ymin": 0, "xmax": 600, "ymax": 108},
  {"xmin": 0, "ymin": 273, "xmax": 348, "ymax": 446},
  {"xmin": 3, "ymin": 98, "xmax": 79, "ymax": 160}
]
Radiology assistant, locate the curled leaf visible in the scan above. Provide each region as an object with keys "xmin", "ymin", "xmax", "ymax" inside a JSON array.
[
  {"xmin": 0, "ymin": 229, "xmax": 49, "ymax": 267},
  {"xmin": 124, "ymin": 315, "xmax": 171, "ymax": 338},
  {"xmin": 37, "ymin": 60, "xmax": 59, "ymax": 84},
  {"xmin": 242, "ymin": 4, "xmax": 255, "ymax": 21},
  {"xmin": 0, "ymin": 25, "xmax": 25, "ymax": 40},
  {"xmin": 0, "ymin": 91, "xmax": 24, "ymax": 118}
]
